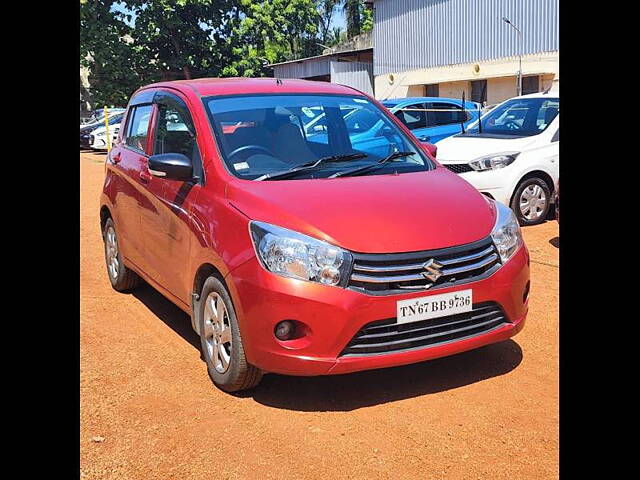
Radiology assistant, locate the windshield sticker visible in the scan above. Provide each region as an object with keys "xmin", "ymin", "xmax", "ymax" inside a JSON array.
[
  {"xmin": 233, "ymin": 162, "xmax": 250, "ymax": 171},
  {"xmin": 301, "ymin": 107, "xmax": 315, "ymax": 118}
]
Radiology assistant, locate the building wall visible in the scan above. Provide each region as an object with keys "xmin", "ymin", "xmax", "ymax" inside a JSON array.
[
  {"xmin": 373, "ymin": 0, "xmax": 559, "ymax": 77},
  {"xmin": 375, "ymin": 50, "xmax": 559, "ymax": 101},
  {"xmin": 330, "ymin": 61, "xmax": 375, "ymax": 96}
]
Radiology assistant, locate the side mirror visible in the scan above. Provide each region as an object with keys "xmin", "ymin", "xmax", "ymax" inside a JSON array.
[
  {"xmin": 421, "ymin": 141, "xmax": 437, "ymax": 158},
  {"xmin": 148, "ymin": 153, "xmax": 194, "ymax": 181}
]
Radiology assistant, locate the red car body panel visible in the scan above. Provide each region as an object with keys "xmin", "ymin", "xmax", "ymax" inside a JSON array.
[{"xmin": 101, "ymin": 78, "xmax": 529, "ymax": 376}]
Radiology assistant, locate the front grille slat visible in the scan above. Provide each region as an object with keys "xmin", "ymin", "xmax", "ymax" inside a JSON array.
[
  {"xmin": 348, "ymin": 236, "xmax": 501, "ymax": 295},
  {"xmin": 340, "ymin": 302, "xmax": 508, "ymax": 357}
]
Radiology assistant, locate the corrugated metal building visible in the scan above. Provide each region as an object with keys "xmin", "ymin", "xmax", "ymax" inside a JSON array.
[
  {"xmin": 373, "ymin": 0, "xmax": 559, "ymax": 102},
  {"xmin": 271, "ymin": 45, "xmax": 375, "ymax": 96}
]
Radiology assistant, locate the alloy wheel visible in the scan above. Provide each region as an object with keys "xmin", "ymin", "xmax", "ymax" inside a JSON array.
[
  {"xmin": 203, "ymin": 292, "xmax": 232, "ymax": 374},
  {"xmin": 105, "ymin": 226, "xmax": 119, "ymax": 280}
]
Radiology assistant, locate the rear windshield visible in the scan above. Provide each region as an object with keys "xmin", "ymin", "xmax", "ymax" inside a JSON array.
[{"xmin": 203, "ymin": 94, "xmax": 431, "ymax": 180}]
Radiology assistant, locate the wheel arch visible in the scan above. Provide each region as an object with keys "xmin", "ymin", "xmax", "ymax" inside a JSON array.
[
  {"xmin": 191, "ymin": 262, "xmax": 227, "ymax": 335},
  {"xmin": 100, "ymin": 205, "xmax": 112, "ymax": 233},
  {"xmin": 510, "ymin": 169, "xmax": 556, "ymax": 207}
]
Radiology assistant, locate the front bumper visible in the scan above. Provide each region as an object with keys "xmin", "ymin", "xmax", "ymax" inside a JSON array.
[
  {"xmin": 225, "ymin": 244, "xmax": 529, "ymax": 376},
  {"xmin": 457, "ymin": 171, "xmax": 513, "ymax": 206}
]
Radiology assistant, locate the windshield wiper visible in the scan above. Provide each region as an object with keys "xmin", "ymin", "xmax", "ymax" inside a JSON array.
[
  {"xmin": 254, "ymin": 153, "xmax": 368, "ymax": 181},
  {"xmin": 328, "ymin": 151, "xmax": 416, "ymax": 179}
]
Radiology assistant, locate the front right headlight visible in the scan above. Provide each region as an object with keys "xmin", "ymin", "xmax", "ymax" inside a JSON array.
[
  {"xmin": 469, "ymin": 152, "xmax": 519, "ymax": 171},
  {"xmin": 490, "ymin": 201, "xmax": 523, "ymax": 263},
  {"xmin": 249, "ymin": 221, "xmax": 353, "ymax": 287}
]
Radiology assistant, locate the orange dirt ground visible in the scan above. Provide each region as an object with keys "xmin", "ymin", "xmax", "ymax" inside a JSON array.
[{"xmin": 80, "ymin": 151, "xmax": 558, "ymax": 479}]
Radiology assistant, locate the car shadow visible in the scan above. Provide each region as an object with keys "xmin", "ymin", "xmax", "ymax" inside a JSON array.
[
  {"xmin": 242, "ymin": 340, "xmax": 522, "ymax": 411},
  {"xmin": 549, "ymin": 237, "xmax": 559, "ymax": 248},
  {"xmin": 132, "ymin": 284, "xmax": 523, "ymax": 412},
  {"xmin": 132, "ymin": 284, "xmax": 201, "ymax": 351}
]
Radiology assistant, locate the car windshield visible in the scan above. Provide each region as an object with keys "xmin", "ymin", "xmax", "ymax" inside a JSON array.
[
  {"xmin": 204, "ymin": 94, "xmax": 431, "ymax": 180},
  {"xmin": 462, "ymin": 97, "xmax": 559, "ymax": 137}
]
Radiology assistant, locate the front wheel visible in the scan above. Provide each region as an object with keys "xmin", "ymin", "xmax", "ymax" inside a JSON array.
[
  {"xmin": 510, "ymin": 177, "xmax": 551, "ymax": 226},
  {"xmin": 196, "ymin": 276, "xmax": 263, "ymax": 392}
]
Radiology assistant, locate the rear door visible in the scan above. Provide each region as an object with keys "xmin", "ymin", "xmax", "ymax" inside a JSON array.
[{"xmin": 107, "ymin": 95, "xmax": 154, "ymax": 270}]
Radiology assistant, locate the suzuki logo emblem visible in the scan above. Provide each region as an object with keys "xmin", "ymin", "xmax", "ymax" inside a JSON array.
[{"xmin": 422, "ymin": 259, "xmax": 443, "ymax": 282}]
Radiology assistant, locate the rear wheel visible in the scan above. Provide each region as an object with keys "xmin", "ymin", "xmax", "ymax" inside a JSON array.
[
  {"xmin": 510, "ymin": 177, "xmax": 551, "ymax": 226},
  {"xmin": 197, "ymin": 276, "xmax": 263, "ymax": 392},
  {"xmin": 103, "ymin": 218, "xmax": 141, "ymax": 291}
]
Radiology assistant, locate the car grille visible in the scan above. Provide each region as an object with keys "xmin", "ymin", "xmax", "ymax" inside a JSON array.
[
  {"xmin": 443, "ymin": 163, "xmax": 474, "ymax": 174},
  {"xmin": 348, "ymin": 236, "xmax": 501, "ymax": 295},
  {"xmin": 80, "ymin": 134, "xmax": 91, "ymax": 148},
  {"xmin": 340, "ymin": 302, "xmax": 508, "ymax": 356}
]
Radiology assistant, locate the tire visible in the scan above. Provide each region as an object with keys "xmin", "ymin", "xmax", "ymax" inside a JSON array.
[
  {"xmin": 196, "ymin": 276, "xmax": 263, "ymax": 392},
  {"xmin": 510, "ymin": 177, "xmax": 552, "ymax": 226},
  {"xmin": 102, "ymin": 218, "xmax": 141, "ymax": 292}
]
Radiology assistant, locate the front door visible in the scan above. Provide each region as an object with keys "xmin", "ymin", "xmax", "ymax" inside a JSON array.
[{"xmin": 143, "ymin": 90, "xmax": 204, "ymax": 305}]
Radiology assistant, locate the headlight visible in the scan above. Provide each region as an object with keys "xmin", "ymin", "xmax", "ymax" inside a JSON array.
[
  {"xmin": 249, "ymin": 221, "xmax": 352, "ymax": 287},
  {"xmin": 469, "ymin": 152, "xmax": 519, "ymax": 171},
  {"xmin": 490, "ymin": 201, "xmax": 523, "ymax": 263}
]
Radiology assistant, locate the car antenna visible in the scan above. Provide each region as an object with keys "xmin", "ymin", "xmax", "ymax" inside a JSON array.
[
  {"xmin": 478, "ymin": 81, "xmax": 486, "ymax": 134},
  {"xmin": 460, "ymin": 91, "xmax": 466, "ymax": 134}
]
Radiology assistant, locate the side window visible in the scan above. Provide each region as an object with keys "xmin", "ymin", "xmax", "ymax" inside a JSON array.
[
  {"xmin": 124, "ymin": 105, "xmax": 153, "ymax": 152},
  {"xmin": 394, "ymin": 103, "xmax": 427, "ymax": 130},
  {"xmin": 428, "ymin": 102, "xmax": 466, "ymax": 126},
  {"xmin": 154, "ymin": 103, "xmax": 197, "ymax": 161},
  {"xmin": 536, "ymin": 100, "xmax": 559, "ymax": 130}
]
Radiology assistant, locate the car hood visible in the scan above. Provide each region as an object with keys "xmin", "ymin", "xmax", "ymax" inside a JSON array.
[
  {"xmin": 436, "ymin": 134, "xmax": 540, "ymax": 162},
  {"xmin": 227, "ymin": 168, "xmax": 496, "ymax": 253}
]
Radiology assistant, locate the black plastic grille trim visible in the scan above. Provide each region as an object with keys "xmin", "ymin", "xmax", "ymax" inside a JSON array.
[
  {"xmin": 444, "ymin": 163, "xmax": 474, "ymax": 174},
  {"xmin": 340, "ymin": 302, "xmax": 508, "ymax": 357}
]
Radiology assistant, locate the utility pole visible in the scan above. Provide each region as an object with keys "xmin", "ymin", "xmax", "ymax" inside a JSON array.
[{"xmin": 502, "ymin": 17, "xmax": 523, "ymax": 96}]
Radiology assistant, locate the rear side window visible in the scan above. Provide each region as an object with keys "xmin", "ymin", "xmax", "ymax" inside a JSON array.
[
  {"xmin": 394, "ymin": 103, "xmax": 427, "ymax": 130},
  {"xmin": 125, "ymin": 105, "xmax": 153, "ymax": 152},
  {"xmin": 428, "ymin": 102, "xmax": 467, "ymax": 126}
]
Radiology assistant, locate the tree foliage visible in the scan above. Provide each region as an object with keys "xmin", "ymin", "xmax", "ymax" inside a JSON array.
[{"xmin": 80, "ymin": 0, "xmax": 373, "ymax": 107}]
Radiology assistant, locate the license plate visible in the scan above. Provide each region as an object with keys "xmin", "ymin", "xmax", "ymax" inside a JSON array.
[{"xmin": 396, "ymin": 289, "xmax": 473, "ymax": 324}]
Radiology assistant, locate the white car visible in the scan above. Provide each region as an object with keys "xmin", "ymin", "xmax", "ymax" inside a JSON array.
[
  {"xmin": 436, "ymin": 90, "xmax": 559, "ymax": 225},
  {"xmin": 87, "ymin": 122, "xmax": 121, "ymax": 150}
]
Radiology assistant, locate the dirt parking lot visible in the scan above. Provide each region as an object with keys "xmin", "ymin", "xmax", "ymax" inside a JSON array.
[{"xmin": 80, "ymin": 150, "xmax": 558, "ymax": 479}]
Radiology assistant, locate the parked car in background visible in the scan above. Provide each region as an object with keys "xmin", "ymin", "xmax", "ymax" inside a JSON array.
[
  {"xmin": 100, "ymin": 78, "xmax": 529, "ymax": 392},
  {"xmin": 300, "ymin": 97, "xmax": 480, "ymax": 156},
  {"xmin": 80, "ymin": 108, "xmax": 125, "ymax": 128},
  {"xmin": 81, "ymin": 112, "xmax": 125, "ymax": 149},
  {"xmin": 87, "ymin": 122, "xmax": 122, "ymax": 150},
  {"xmin": 382, "ymin": 97, "xmax": 481, "ymax": 144},
  {"xmin": 436, "ymin": 90, "xmax": 559, "ymax": 225}
]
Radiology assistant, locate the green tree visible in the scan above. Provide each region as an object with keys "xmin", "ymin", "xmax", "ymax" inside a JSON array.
[{"xmin": 80, "ymin": 0, "xmax": 142, "ymax": 107}]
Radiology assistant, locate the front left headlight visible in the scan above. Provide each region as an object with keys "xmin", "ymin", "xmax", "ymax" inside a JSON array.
[
  {"xmin": 469, "ymin": 152, "xmax": 520, "ymax": 171},
  {"xmin": 490, "ymin": 201, "xmax": 523, "ymax": 263},
  {"xmin": 249, "ymin": 221, "xmax": 353, "ymax": 287}
]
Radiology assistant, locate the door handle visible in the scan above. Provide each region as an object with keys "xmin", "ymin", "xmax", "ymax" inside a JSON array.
[
  {"xmin": 139, "ymin": 170, "xmax": 152, "ymax": 183},
  {"xmin": 109, "ymin": 151, "xmax": 121, "ymax": 164}
]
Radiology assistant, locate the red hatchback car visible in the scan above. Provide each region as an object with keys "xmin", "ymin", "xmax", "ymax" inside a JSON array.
[{"xmin": 100, "ymin": 78, "xmax": 530, "ymax": 392}]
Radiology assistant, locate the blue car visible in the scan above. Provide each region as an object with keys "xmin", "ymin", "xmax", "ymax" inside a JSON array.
[
  {"xmin": 302, "ymin": 97, "xmax": 480, "ymax": 159},
  {"xmin": 381, "ymin": 97, "xmax": 481, "ymax": 144}
]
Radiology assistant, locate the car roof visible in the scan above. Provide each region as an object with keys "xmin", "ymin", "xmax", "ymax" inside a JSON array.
[
  {"xmin": 382, "ymin": 97, "xmax": 479, "ymax": 107},
  {"xmin": 138, "ymin": 77, "xmax": 363, "ymax": 98}
]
